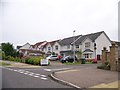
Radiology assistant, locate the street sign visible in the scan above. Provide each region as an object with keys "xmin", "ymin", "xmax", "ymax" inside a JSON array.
[{"xmin": 41, "ymin": 59, "xmax": 49, "ymax": 66}]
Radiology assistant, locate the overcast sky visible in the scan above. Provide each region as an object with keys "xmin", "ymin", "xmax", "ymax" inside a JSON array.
[{"xmin": 1, "ymin": 0, "xmax": 119, "ymax": 48}]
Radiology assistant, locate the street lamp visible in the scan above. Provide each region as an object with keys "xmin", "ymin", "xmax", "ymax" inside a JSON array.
[
  {"xmin": 94, "ymin": 43, "xmax": 97, "ymax": 60},
  {"xmin": 73, "ymin": 30, "xmax": 76, "ymax": 62}
]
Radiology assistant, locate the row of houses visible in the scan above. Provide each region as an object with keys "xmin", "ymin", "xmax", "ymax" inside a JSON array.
[{"xmin": 17, "ymin": 31, "xmax": 112, "ymax": 60}]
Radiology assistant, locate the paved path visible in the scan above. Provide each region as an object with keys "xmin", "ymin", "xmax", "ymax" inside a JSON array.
[{"xmin": 54, "ymin": 66, "xmax": 118, "ymax": 88}]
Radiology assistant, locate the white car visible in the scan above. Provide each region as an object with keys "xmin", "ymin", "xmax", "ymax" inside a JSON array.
[{"xmin": 46, "ymin": 55, "xmax": 58, "ymax": 61}]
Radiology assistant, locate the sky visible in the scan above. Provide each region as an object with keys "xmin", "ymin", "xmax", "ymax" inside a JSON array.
[{"xmin": 0, "ymin": 0, "xmax": 119, "ymax": 48}]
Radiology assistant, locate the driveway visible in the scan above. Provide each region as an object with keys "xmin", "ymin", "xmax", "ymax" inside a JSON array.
[{"xmin": 54, "ymin": 64, "xmax": 118, "ymax": 88}]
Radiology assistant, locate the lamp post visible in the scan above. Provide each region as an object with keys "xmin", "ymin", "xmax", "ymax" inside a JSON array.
[
  {"xmin": 73, "ymin": 30, "xmax": 76, "ymax": 62},
  {"xmin": 94, "ymin": 43, "xmax": 97, "ymax": 60}
]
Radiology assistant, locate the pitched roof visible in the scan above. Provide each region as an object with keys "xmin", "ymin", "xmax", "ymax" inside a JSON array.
[
  {"xmin": 75, "ymin": 31, "xmax": 105, "ymax": 44},
  {"xmin": 17, "ymin": 46, "xmax": 22, "ymax": 49},
  {"xmin": 34, "ymin": 41, "xmax": 47, "ymax": 47},
  {"xmin": 20, "ymin": 49, "xmax": 45, "ymax": 54},
  {"xmin": 59, "ymin": 35, "xmax": 81, "ymax": 46},
  {"xmin": 83, "ymin": 49, "xmax": 93, "ymax": 53},
  {"xmin": 48, "ymin": 40, "xmax": 60, "ymax": 46},
  {"xmin": 31, "ymin": 45, "xmax": 35, "ymax": 48},
  {"xmin": 59, "ymin": 31, "xmax": 107, "ymax": 46}
]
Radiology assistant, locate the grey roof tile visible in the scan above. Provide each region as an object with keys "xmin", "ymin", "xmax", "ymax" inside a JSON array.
[{"xmin": 59, "ymin": 31, "xmax": 104, "ymax": 46}]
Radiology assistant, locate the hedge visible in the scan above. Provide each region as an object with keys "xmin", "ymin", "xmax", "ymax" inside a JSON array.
[{"xmin": 25, "ymin": 56, "xmax": 44, "ymax": 65}]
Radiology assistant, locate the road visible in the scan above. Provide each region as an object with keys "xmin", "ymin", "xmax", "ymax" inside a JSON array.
[
  {"xmin": 2, "ymin": 66, "xmax": 72, "ymax": 89},
  {"xmin": 1, "ymin": 61, "xmax": 97, "ymax": 89}
]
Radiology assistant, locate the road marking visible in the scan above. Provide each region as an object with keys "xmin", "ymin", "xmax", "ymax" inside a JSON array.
[
  {"xmin": 19, "ymin": 72, "xmax": 24, "ymax": 73},
  {"xmin": 13, "ymin": 70, "xmax": 18, "ymax": 71},
  {"xmin": 35, "ymin": 74, "xmax": 40, "ymax": 76},
  {"xmin": 25, "ymin": 71, "xmax": 30, "ymax": 73},
  {"xmin": 17, "ymin": 70, "xmax": 24, "ymax": 72},
  {"xmin": 28, "ymin": 73, "xmax": 34, "ymax": 76},
  {"xmin": 23, "ymin": 73, "xmax": 29, "ymax": 75},
  {"xmin": 2, "ymin": 67, "xmax": 48, "ymax": 80},
  {"xmin": 33, "ymin": 76, "xmax": 40, "ymax": 78},
  {"xmin": 56, "ymin": 70, "xmax": 79, "ymax": 74},
  {"xmin": 41, "ymin": 75, "xmax": 47, "ymax": 77},
  {"xmin": 44, "ymin": 68, "xmax": 70, "ymax": 72},
  {"xmin": 44, "ymin": 69, "xmax": 52, "ymax": 71},
  {"xmin": 41, "ymin": 77, "xmax": 47, "ymax": 80}
]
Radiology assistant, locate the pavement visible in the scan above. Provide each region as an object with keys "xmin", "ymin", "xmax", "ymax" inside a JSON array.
[
  {"xmin": 0, "ymin": 60, "xmax": 41, "ymax": 68},
  {"xmin": 1, "ymin": 60, "xmax": 119, "ymax": 89},
  {"xmin": 52, "ymin": 65, "xmax": 119, "ymax": 89}
]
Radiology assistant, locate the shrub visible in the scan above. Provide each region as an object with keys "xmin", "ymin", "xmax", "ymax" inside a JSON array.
[
  {"xmin": 97, "ymin": 62, "xmax": 110, "ymax": 70},
  {"xmin": 97, "ymin": 64, "xmax": 105, "ymax": 69},
  {"xmin": 14, "ymin": 57, "xmax": 21, "ymax": 62},
  {"xmin": 25, "ymin": 56, "xmax": 44, "ymax": 65},
  {"xmin": 33, "ymin": 57, "xmax": 40, "ymax": 65},
  {"xmin": 25, "ymin": 57, "xmax": 31, "ymax": 63},
  {"xmin": 8, "ymin": 56, "xmax": 15, "ymax": 61}
]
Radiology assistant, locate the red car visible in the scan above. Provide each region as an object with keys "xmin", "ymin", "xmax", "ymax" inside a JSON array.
[
  {"xmin": 92, "ymin": 58, "xmax": 97, "ymax": 63},
  {"xmin": 57, "ymin": 55, "xmax": 62, "ymax": 60}
]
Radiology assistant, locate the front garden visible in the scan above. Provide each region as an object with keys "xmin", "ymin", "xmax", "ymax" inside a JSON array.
[{"xmin": 2, "ymin": 55, "xmax": 44, "ymax": 66}]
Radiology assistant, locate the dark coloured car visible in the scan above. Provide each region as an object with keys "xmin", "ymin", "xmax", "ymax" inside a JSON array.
[{"xmin": 60, "ymin": 55, "xmax": 78, "ymax": 63}]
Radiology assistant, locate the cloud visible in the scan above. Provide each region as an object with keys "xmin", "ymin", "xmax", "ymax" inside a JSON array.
[{"xmin": 1, "ymin": 0, "xmax": 119, "ymax": 47}]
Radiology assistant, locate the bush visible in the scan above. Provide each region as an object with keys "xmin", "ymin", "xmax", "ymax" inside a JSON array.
[
  {"xmin": 14, "ymin": 57, "xmax": 21, "ymax": 62},
  {"xmin": 25, "ymin": 56, "xmax": 44, "ymax": 65},
  {"xmin": 25, "ymin": 57, "xmax": 31, "ymax": 63},
  {"xmin": 97, "ymin": 62, "xmax": 110, "ymax": 70},
  {"xmin": 9, "ymin": 56, "xmax": 15, "ymax": 61},
  {"xmin": 97, "ymin": 64, "xmax": 105, "ymax": 69}
]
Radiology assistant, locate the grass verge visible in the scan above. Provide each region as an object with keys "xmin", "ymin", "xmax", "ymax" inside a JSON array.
[
  {"xmin": 0, "ymin": 62, "xmax": 11, "ymax": 66},
  {"xmin": 65, "ymin": 62, "xmax": 81, "ymax": 65}
]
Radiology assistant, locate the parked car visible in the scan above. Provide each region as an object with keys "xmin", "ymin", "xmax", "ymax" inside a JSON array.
[
  {"xmin": 46, "ymin": 55, "xmax": 58, "ymax": 61},
  {"xmin": 92, "ymin": 58, "xmax": 97, "ymax": 63},
  {"xmin": 60, "ymin": 55, "xmax": 78, "ymax": 63},
  {"xmin": 57, "ymin": 55, "xmax": 63, "ymax": 60}
]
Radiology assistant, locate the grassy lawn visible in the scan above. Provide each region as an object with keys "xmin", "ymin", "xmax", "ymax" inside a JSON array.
[
  {"xmin": 63, "ymin": 61, "xmax": 93, "ymax": 65},
  {"xmin": 0, "ymin": 62, "xmax": 11, "ymax": 66},
  {"xmin": 85, "ymin": 62, "xmax": 93, "ymax": 64},
  {"xmin": 65, "ymin": 62, "xmax": 81, "ymax": 65}
]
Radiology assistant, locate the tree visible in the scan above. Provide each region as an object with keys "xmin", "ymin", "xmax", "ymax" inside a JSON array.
[
  {"xmin": 2, "ymin": 42, "xmax": 15, "ymax": 57},
  {"xmin": 77, "ymin": 49, "xmax": 83, "ymax": 59}
]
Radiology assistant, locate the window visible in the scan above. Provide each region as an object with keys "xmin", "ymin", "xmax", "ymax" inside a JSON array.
[
  {"xmin": 76, "ymin": 45, "xmax": 79, "ymax": 49},
  {"xmin": 55, "ymin": 45, "xmax": 58, "ymax": 50},
  {"xmin": 85, "ymin": 42, "xmax": 91, "ymax": 48},
  {"xmin": 67, "ymin": 45, "xmax": 70, "ymax": 49},
  {"xmin": 84, "ymin": 54, "xmax": 89, "ymax": 58},
  {"xmin": 89, "ymin": 54, "xmax": 92, "ymax": 58},
  {"xmin": 48, "ymin": 47, "xmax": 51, "ymax": 51},
  {"xmin": 84, "ymin": 54, "xmax": 92, "ymax": 59}
]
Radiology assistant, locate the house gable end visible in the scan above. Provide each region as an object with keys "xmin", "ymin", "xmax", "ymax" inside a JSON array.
[{"xmin": 19, "ymin": 43, "xmax": 31, "ymax": 50}]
